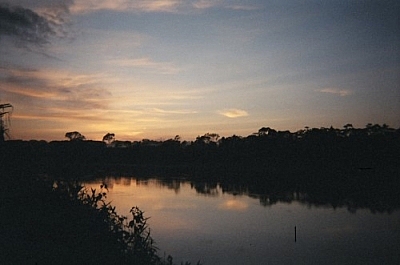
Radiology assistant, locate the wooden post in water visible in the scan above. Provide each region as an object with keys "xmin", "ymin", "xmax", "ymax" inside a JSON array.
[{"xmin": 295, "ymin": 226, "xmax": 297, "ymax": 242}]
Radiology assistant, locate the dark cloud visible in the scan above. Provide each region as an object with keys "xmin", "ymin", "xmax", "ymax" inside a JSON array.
[{"xmin": 0, "ymin": 3, "xmax": 67, "ymax": 45}]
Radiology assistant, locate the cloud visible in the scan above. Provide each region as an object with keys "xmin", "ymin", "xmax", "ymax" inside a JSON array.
[
  {"xmin": 0, "ymin": 65, "xmax": 112, "ymax": 110},
  {"xmin": 0, "ymin": 65, "xmax": 117, "ymax": 140},
  {"xmin": 218, "ymin": 108, "xmax": 248, "ymax": 118},
  {"xmin": 192, "ymin": 1, "xmax": 261, "ymax": 11},
  {"xmin": 3, "ymin": 0, "xmax": 263, "ymax": 17},
  {"xmin": 0, "ymin": 3, "xmax": 69, "ymax": 45},
  {"xmin": 318, "ymin": 88, "xmax": 353, "ymax": 97},
  {"xmin": 67, "ymin": 0, "xmax": 259, "ymax": 14},
  {"xmin": 70, "ymin": 0, "xmax": 181, "ymax": 14},
  {"xmin": 192, "ymin": 0, "xmax": 221, "ymax": 9},
  {"xmin": 13, "ymin": 110, "xmax": 114, "ymax": 123},
  {"xmin": 227, "ymin": 5, "xmax": 260, "ymax": 11},
  {"xmin": 152, "ymin": 108, "xmax": 197, "ymax": 115},
  {"xmin": 110, "ymin": 57, "xmax": 181, "ymax": 75}
]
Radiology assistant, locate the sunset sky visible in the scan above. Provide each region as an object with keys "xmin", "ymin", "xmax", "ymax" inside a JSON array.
[{"xmin": 1, "ymin": 0, "xmax": 399, "ymax": 141}]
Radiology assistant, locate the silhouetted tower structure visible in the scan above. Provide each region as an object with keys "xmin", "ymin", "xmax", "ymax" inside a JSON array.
[{"xmin": 0, "ymin": 103, "xmax": 13, "ymax": 142}]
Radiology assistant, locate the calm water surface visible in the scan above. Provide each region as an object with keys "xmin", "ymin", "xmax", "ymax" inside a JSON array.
[{"xmin": 86, "ymin": 177, "xmax": 400, "ymax": 265}]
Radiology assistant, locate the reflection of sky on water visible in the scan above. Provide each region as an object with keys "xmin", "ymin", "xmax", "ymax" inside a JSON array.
[
  {"xmin": 218, "ymin": 199, "xmax": 248, "ymax": 211},
  {"xmin": 86, "ymin": 178, "xmax": 400, "ymax": 265}
]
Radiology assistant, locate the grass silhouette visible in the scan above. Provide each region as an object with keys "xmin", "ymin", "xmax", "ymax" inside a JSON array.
[{"xmin": 0, "ymin": 176, "xmax": 200, "ymax": 265}]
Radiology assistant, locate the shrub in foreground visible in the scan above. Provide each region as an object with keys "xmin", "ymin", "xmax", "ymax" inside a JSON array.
[{"xmin": 0, "ymin": 176, "xmax": 200, "ymax": 265}]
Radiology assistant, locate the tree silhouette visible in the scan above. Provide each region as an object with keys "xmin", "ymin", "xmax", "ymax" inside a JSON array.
[
  {"xmin": 258, "ymin": 127, "xmax": 277, "ymax": 136},
  {"xmin": 65, "ymin": 131, "xmax": 86, "ymax": 141},
  {"xmin": 195, "ymin": 133, "xmax": 220, "ymax": 144},
  {"xmin": 102, "ymin": 133, "xmax": 115, "ymax": 145}
]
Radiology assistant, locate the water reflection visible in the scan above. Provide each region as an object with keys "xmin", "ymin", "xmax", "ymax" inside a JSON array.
[
  {"xmin": 86, "ymin": 176, "xmax": 400, "ymax": 265},
  {"xmin": 95, "ymin": 176, "xmax": 400, "ymax": 214},
  {"xmin": 218, "ymin": 199, "xmax": 248, "ymax": 211},
  {"xmin": 191, "ymin": 182, "xmax": 219, "ymax": 196}
]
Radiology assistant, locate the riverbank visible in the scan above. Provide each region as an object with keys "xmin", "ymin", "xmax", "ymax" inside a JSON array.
[{"xmin": 0, "ymin": 173, "xmax": 198, "ymax": 265}]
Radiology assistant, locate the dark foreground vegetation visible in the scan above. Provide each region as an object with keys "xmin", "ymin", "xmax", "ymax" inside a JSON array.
[
  {"xmin": 1, "ymin": 124, "xmax": 399, "ymax": 263},
  {"xmin": 0, "ymin": 174, "xmax": 199, "ymax": 265}
]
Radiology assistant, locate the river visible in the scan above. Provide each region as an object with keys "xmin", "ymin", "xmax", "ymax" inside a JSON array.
[{"xmin": 86, "ymin": 176, "xmax": 400, "ymax": 265}]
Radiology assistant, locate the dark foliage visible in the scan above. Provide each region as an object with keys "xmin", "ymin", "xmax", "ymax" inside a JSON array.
[
  {"xmin": 0, "ymin": 124, "xmax": 399, "ymax": 212},
  {"xmin": 1, "ymin": 124, "xmax": 398, "ymax": 178},
  {"xmin": 0, "ymin": 176, "xmax": 199, "ymax": 265}
]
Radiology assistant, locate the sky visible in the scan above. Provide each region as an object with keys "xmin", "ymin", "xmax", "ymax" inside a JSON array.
[{"xmin": 0, "ymin": 0, "xmax": 399, "ymax": 141}]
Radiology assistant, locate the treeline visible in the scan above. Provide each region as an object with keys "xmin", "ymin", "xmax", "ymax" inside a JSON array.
[{"xmin": 1, "ymin": 123, "xmax": 399, "ymax": 179}]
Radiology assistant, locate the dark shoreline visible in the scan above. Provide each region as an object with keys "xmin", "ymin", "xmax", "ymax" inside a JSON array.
[
  {"xmin": 1, "ymin": 125, "xmax": 399, "ymax": 211},
  {"xmin": 1, "ymin": 125, "xmax": 399, "ymax": 264}
]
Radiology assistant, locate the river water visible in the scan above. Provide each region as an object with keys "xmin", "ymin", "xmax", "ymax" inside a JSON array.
[{"xmin": 86, "ymin": 177, "xmax": 400, "ymax": 265}]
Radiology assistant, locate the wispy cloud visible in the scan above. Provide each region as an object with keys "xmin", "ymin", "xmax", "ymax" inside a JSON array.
[
  {"xmin": 13, "ymin": 110, "xmax": 114, "ymax": 123},
  {"xmin": 110, "ymin": 57, "xmax": 181, "ymax": 75},
  {"xmin": 69, "ymin": 0, "xmax": 259, "ymax": 14},
  {"xmin": 70, "ymin": 0, "xmax": 181, "ymax": 14},
  {"xmin": 318, "ymin": 88, "xmax": 353, "ymax": 97},
  {"xmin": 192, "ymin": 0, "xmax": 221, "ymax": 9},
  {"xmin": 218, "ymin": 108, "xmax": 248, "ymax": 118},
  {"xmin": 1, "ymin": 65, "xmax": 118, "ymax": 140},
  {"xmin": 227, "ymin": 4, "xmax": 261, "ymax": 11},
  {"xmin": 0, "ymin": 65, "xmax": 112, "ymax": 110},
  {"xmin": 192, "ymin": 0, "xmax": 259, "ymax": 11},
  {"xmin": 152, "ymin": 108, "xmax": 197, "ymax": 115}
]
